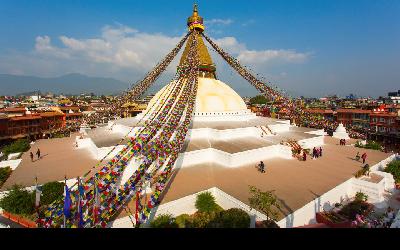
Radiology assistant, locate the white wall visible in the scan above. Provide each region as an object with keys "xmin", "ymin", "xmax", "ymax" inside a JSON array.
[
  {"xmin": 175, "ymin": 145, "xmax": 293, "ymax": 169},
  {"xmin": 76, "ymin": 137, "xmax": 125, "ymax": 160},
  {"xmin": 0, "ymin": 159, "xmax": 22, "ymax": 171}
]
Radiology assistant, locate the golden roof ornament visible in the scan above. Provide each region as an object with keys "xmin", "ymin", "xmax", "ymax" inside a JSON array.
[{"xmin": 187, "ymin": 3, "xmax": 205, "ymax": 32}]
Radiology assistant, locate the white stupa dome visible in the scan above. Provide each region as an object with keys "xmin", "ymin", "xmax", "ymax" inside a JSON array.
[{"xmin": 147, "ymin": 77, "xmax": 248, "ymax": 113}]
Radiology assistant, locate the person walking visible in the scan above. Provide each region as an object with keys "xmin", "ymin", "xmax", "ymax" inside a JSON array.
[
  {"xmin": 36, "ymin": 148, "xmax": 41, "ymax": 160},
  {"xmin": 319, "ymin": 147, "xmax": 323, "ymax": 157},
  {"xmin": 361, "ymin": 153, "xmax": 367, "ymax": 164},
  {"xmin": 259, "ymin": 161, "xmax": 265, "ymax": 173},
  {"xmin": 312, "ymin": 147, "xmax": 316, "ymax": 159},
  {"xmin": 316, "ymin": 148, "xmax": 320, "ymax": 158},
  {"xmin": 303, "ymin": 150, "xmax": 307, "ymax": 161},
  {"xmin": 30, "ymin": 152, "xmax": 34, "ymax": 162}
]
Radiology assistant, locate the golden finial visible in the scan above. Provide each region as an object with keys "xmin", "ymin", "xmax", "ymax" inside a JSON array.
[{"xmin": 193, "ymin": 3, "xmax": 198, "ymax": 16}]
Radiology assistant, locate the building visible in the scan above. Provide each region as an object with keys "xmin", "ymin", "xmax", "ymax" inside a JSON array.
[
  {"xmin": 336, "ymin": 109, "xmax": 371, "ymax": 129},
  {"xmin": 305, "ymin": 109, "xmax": 335, "ymax": 122},
  {"xmin": 369, "ymin": 108, "xmax": 399, "ymax": 144}
]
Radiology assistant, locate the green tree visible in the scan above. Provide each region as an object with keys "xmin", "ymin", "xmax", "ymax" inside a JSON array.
[
  {"xmin": 0, "ymin": 167, "xmax": 12, "ymax": 188},
  {"xmin": 0, "ymin": 185, "xmax": 35, "ymax": 216},
  {"xmin": 175, "ymin": 214, "xmax": 192, "ymax": 228},
  {"xmin": 195, "ymin": 192, "xmax": 221, "ymax": 213},
  {"xmin": 1, "ymin": 139, "xmax": 31, "ymax": 158},
  {"xmin": 248, "ymin": 185, "xmax": 281, "ymax": 223},
  {"xmin": 40, "ymin": 182, "xmax": 64, "ymax": 206},
  {"xmin": 150, "ymin": 214, "xmax": 179, "ymax": 228},
  {"xmin": 214, "ymin": 208, "xmax": 250, "ymax": 228},
  {"xmin": 385, "ymin": 160, "xmax": 400, "ymax": 183},
  {"xmin": 250, "ymin": 95, "xmax": 268, "ymax": 105}
]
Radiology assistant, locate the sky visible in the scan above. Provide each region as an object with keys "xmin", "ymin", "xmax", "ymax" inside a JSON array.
[{"xmin": 0, "ymin": 0, "xmax": 399, "ymax": 98}]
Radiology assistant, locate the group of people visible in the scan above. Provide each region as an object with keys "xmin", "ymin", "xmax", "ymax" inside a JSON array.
[
  {"xmin": 29, "ymin": 148, "xmax": 41, "ymax": 162},
  {"xmin": 339, "ymin": 139, "xmax": 347, "ymax": 146},
  {"xmin": 312, "ymin": 147, "xmax": 323, "ymax": 159}
]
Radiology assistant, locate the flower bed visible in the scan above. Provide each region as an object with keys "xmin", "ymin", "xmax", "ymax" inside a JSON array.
[
  {"xmin": 338, "ymin": 201, "xmax": 373, "ymax": 221},
  {"xmin": 316, "ymin": 212, "xmax": 352, "ymax": 228}
]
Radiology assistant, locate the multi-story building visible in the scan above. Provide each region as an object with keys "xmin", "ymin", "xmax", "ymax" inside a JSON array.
[{"xmin": 336, "ymin": 109, "xmax": 371, "ymax": 129}]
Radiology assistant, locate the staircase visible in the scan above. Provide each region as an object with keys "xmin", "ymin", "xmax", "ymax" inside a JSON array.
[
  {"xmin": 281, "ymin": 140, "xmax": 303, "ymax": 159},
  {"xmin": 264, "ymin": 125, "xmax": 276, "ymax": 135},
  {"xmin": 258, "ymin": 126, "xmax": 272, "ymax": 136}
]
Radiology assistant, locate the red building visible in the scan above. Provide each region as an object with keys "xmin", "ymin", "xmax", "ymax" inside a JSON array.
[
  {"xmin": 336, "ymin": 109, "xmax": 371, "ymax": 129},
  {"xmin": 0, "ymin": 111, "xmax": 67, "ymax": 141}
]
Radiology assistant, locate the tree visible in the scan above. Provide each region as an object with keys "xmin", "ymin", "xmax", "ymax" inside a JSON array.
[
  {"xmin": 0, "ymin": 185, "xmax": 35, "ymax": 216},
  {"xmin": 40, "ymin": 182, "xmax": 64, "ymax": 206},
  {"xmin": 250, "ymin": 95, "xmax": 268, "ymax": 105},
  {"xmin": 0, "ymin": 167, "xmax": 12, "ymax": 188},
  {"xmin": 215, "ymin": 208, "xmax": 250, "ymax": 228},
  {"xmin": 195, "ymin": 192, "xmax": 221, "ymax": 213},
  {"xmin": 248, "ymin": 185, "xmax": 281, "ymax": 223},
  {"xmin": 150, "ymin": 214, "xmax": 179, "ymax": 228},
  {"xmin": 1, "ymin": 139, "xmax": 31, "ymax": 158}
]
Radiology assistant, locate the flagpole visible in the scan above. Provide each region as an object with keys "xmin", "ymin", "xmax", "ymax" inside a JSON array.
[
  {"xmin": 34, "ymin": 176, "xmax": 39, "ymax": 224},
  {"xmin": 63, "ymin": 175, "xmax": 66, "ymax": 228},
  {"xmin": 77, "ymin": 176, "xmax": 81, "ymax": 228},
  {"xmin": 93, "ymin": 175, "xmax": 97, "ymax": 228}
]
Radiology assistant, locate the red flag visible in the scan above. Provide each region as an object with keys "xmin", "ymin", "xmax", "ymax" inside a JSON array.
[{"xmin": 135, "ymin": 191, "xmax": 140, "ymax": 225}]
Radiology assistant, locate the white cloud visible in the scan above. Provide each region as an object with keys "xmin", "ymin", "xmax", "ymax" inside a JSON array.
[
  {"xmin": 0, "ymin": 24, "xmax": 310, "ymax": 84},
  {"xmin": 205, "ymin": 18, "xmax": 234, "ymax": 26},
  {"xmin": 213, "ymin": 36, "xmax": 310, "ymax": 65}
]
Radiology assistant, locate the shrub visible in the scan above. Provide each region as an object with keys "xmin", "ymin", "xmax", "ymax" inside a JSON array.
[
  {"xmin": 338, "ymin": 200, "xmax": 372, "ymax": 220},
  {"xmin": 40, "ymin": 182, "xmax": 64, "ymax": 206},
  {"xmin": 364, "ymin": 141, "xmax": 382, "ymax": 150},
  {"xmin": 2, "ymin": 139, "xmax": 31, "ymax": 158},
  {"xmin": 0, "ymin": 185, "xmax": 35, "ymax": 216},
  {"xmin": 150, "ymin": 214, "xmax": 179, "ymax": 228},
  {"xmin": 214, "ymin": 208, "xmax": 250, "ymax": 228},
  {"xmin": 355, "ymin": 192, "xmax": 368, "ymax": 202},
  {"xmin": 385, "ymin": 160, "xmax": 400, "ymax": 183},
  {"xmin": 195, "ymin": 192, "xmax": 221, "ymax": 213},
  {"xmin": 191, "ymin": 211, "xmax": 218, "ymax": 228},
  {"xmin": 0, "ymin": 167, "xmax": 12, "ymax": 188},
  {"xmin": 175, "ymin": 214, "xmax": 192, "ymax": 228}
]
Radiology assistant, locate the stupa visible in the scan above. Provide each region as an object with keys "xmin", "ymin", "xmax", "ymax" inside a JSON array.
[
  {"xmin": 86, "ymin": 4, "xmax": 326, "ymax": 171},
  {"xmin": 332, "ymin": 123, "xmax": 350, "ymax": 140}
]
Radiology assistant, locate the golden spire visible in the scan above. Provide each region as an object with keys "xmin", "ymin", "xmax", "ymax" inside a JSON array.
[
  {"xmin": 179, "ymin": 4, "xmax": 217, "ymax": 79},
  {"xmin": 193, "ymin": 3, "xmax": 198, "ymax": 16}
]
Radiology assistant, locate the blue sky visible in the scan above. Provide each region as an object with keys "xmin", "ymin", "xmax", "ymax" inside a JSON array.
[{"xmin": 0, "ymin": 0, "xmax": 399, "ymax": 97}]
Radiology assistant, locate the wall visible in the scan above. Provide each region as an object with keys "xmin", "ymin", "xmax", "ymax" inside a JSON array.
[
  {"xmin": 174, "ymin": 145, "xmax": 293, "ymax": 169},
  {"xmin": 76, "ymin": 136, "xmax": 125, "ymax": 160},
  {"xmin": 0, "ymin": 159, "xmax": 22, "ymax": 170}
]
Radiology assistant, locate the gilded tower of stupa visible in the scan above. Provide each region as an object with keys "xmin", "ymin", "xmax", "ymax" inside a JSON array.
[{"xmin": 179, "ymin": 4, "xmax": 217, "ymax": 79}]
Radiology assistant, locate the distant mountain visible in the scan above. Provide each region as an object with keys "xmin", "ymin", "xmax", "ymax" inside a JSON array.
[{"xmin": 0, "ymin": 73, "xmax": 131, "ymax": 96}]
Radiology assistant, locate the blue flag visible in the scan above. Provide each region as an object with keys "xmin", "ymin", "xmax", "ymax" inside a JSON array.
[
  {"xmin": 63, "ymin": 184, "xmax": 72, "ymax": 218},
  {"xmin": 78, "ymin": 178, "xmax": 85, "ymax": 228}
]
